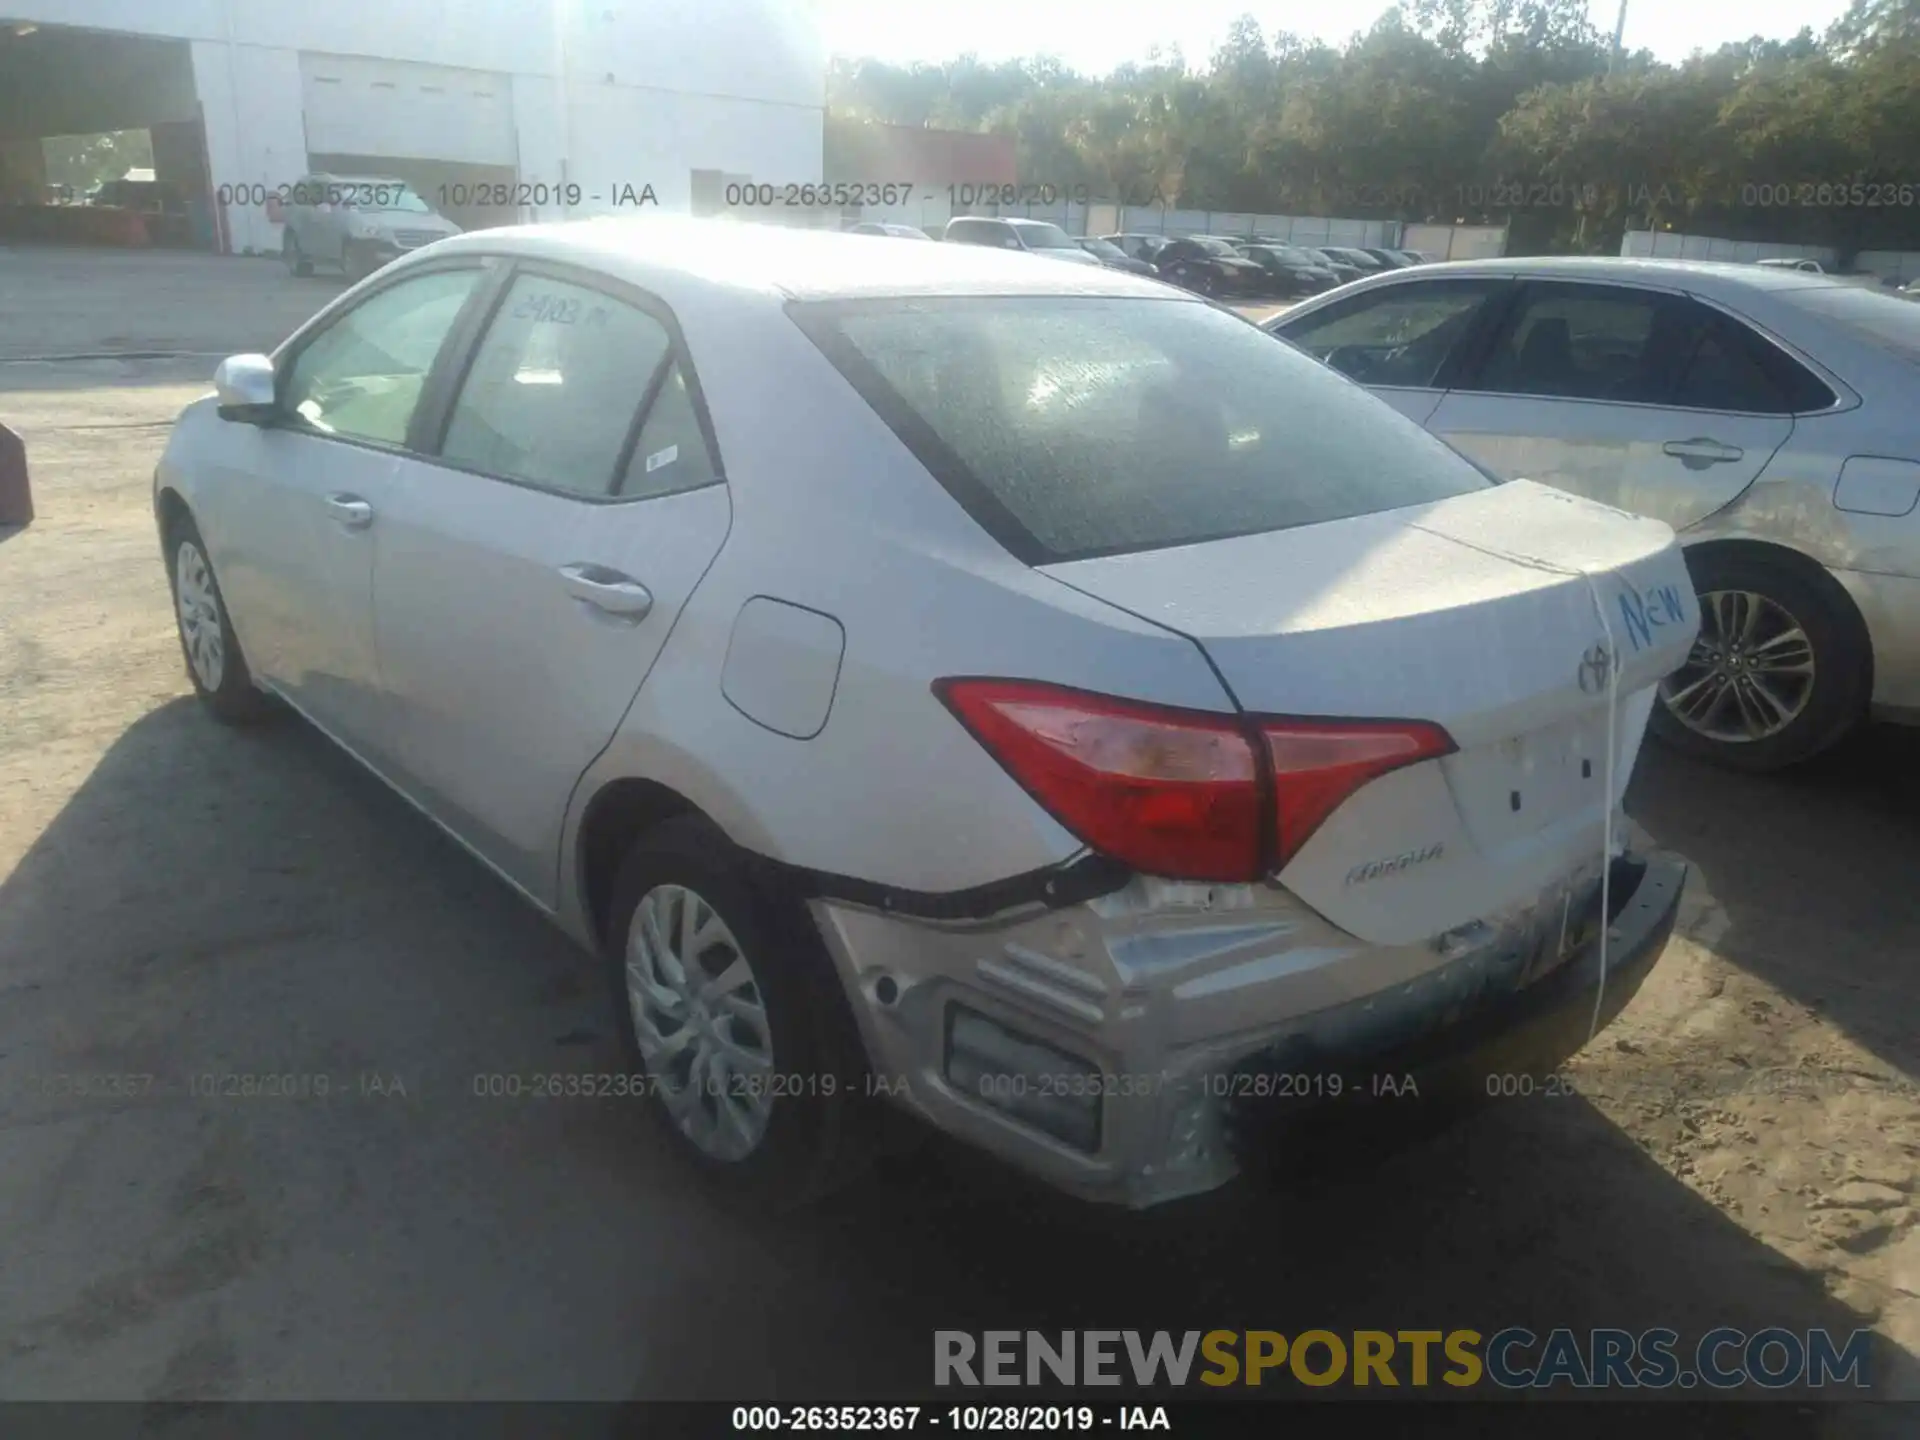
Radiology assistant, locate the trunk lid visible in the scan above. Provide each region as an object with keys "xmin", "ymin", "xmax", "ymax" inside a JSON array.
[{"xmin": 1040, "ymin": 480, "xmax": 1696, "ymax": 945}]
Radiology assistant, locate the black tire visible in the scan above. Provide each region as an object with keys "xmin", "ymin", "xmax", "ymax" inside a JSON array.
[
  {"xmin": 163, "ymin": 513, "xmax": 273, "ymax": 725},
  {"xmin": 284, "ymin": 230, "xmax": 313, "ymax": 277},
  {"xmin": 603, "ymin": 815, "xmax": 876, "ymax": 1210},
  {"xmin": 1649, "ymin": 546, "xmax": 1870, "ymax": 772}
]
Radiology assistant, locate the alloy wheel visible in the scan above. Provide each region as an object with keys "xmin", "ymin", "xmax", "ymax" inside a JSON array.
[
  {"xmin": 625, "ymin": 883, "xmax": 776, "ymax": 1162},
  {"xmin": 174, "ymin": 540, "xmax": 227, "ymax": 692},
  {"xmin": 1658, "ymin": 588, "xmax": 1815, "ymax": 743}
]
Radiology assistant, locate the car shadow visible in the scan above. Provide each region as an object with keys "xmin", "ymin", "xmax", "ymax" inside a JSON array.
[
  {"xmin": 1627, "ymin": 723, "xmax": 1920, "ymax": 1086},
  {"xmin": 0, "ymin": 700, "xmax": 1912, "ymax": 1417}
]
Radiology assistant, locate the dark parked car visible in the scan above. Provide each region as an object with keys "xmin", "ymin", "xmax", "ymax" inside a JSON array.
[
  {"xmin": 1075, "ymin": 235, "xmax": 1159, "ymax": 277},
  {"xmin": 1394, "ymin": 249, "xmax": 1432, "ymax": 265},
  {"xmin": 1318, "ymin": 246, "xmax": 1391, "ymax": 276},
  {"xmin": 1299, "ymin": 247, "xmax": 1366, "ymax": 285},
  {"xmin": 1103, "ymin": 233, "xmax": 1174, "ymax": 266},
  {"xmin": 1153, "ymin": 236, "xmax": 1267, "ymax": 297},
  {"xmin": 944, "ymin": 215, "xmax": 1105, "ymax": 266},
  {"xmin": 846, "ymin": 221, "xmax": 933, "ymax": 240},
  {"xmin": 1361, "ymin": 247, "xmax": 1418, "ymax": 269},
  {"xmin": 1235, "ymin": 243, "xmax": 1341, "ymax": 296}
]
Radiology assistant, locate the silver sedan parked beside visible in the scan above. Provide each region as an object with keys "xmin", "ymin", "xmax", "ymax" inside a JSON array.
[
  {"xmin": 1266, "ymin": 257, "xmax": 1920, "ymax": 770},
  {"xmin": 156, "ymin": 220, "xmax": 1692, "ymax": 1209}
]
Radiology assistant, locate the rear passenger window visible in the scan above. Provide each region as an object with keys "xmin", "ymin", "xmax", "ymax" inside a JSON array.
[
  {"xmin": 617, "ymin": 363, "xmax": 720, "ymax": 498},
  {"xmin": 1473, "ymin": 284, "xmax": 1669, "ymax": 402},
  {"xmin": 440, "ymin": 275, "xmax": 670, "ymax": 495},
  {"xmin": 1674, "ymin": 314, "xmax": 1791, "ymax": 413}
]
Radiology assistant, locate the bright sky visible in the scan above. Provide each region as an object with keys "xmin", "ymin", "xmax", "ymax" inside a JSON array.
[{"xmin": 818, "ymin": 0, "xmax": 1854, "ymax": 72}]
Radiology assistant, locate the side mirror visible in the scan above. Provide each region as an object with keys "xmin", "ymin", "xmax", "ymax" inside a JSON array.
[{"xmin": 214, "ymin": 354, "xmax": 278, "ymax": 423}]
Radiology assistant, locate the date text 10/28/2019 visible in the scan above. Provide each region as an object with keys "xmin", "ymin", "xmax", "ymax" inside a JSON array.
[
  {"xmin": 723, "ymin": 182, "xmax": 1139, "ymax": 209},
  {"xmin": 730, "ymin": 1405, "xmax": 1171, "ymax": 1432}
]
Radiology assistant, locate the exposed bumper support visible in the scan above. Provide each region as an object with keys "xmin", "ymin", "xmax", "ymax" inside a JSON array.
[{"xmin": 812, "ymin": 852, "xmax": 1687, "ymax": 1208}]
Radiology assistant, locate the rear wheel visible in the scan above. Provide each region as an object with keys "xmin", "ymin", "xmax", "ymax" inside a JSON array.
[
  {"xmin": 1650, "ymin": 547, "xmax": 1869, "ymax": 771},
  {"xmin": 603, "ymin": 816, "xmax": 875, "ymax": 1209}
]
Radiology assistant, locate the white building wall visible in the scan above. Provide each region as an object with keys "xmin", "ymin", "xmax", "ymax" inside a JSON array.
[
  {"xmin": 564, "ymin": 89, "xmax": 824, "ymax": 218},
  {"xmin": 11, "ymin": 0, "xmax": 824, "ymax": 247},
  {"xmin": 191, "ymin": 40, "xmax": 307, "ymax": 256}
]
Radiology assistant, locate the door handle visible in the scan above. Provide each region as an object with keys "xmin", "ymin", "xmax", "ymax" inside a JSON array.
[
  {"xmin": 558, "ymin": 563, "xmax": 653, "ymax": 620},
  {"xmin": 324, "ymin": 493, "xmax": 374, "ymax": 529},
  {"xmin": 1662, "ymin": 438, "xmax": 1744, "ymax": 468}
]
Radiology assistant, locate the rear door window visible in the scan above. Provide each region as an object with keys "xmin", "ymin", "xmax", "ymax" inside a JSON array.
[
  {"xmin": 439, "ymin": 273, "xmax": 672, "ymax": 496},
  {"xmin": 1277, "ymin": 279, "xmax": 1508, "ymax": 388},
  {"xmin": 616, "ymin": 363, "xmax": 720, "ymax": 499},
  {"xmin": 1671, "ymin": 308, "xmax": 1836, "ymax": 414},
  {"xmin": 1466, "ymin": 282, "xmax": 1681, "ymax": 402},
  {"xmin": 793, "ymin": 296, "xmax": 1491, "ymax": 564}
]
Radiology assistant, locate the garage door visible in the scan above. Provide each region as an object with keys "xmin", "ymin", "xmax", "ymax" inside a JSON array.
[{"xmin": 299, "ymin": 54, "xmax": 517, "ymax": 168}]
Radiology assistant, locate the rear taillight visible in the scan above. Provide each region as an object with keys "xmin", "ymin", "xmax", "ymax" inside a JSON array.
[
  {"xmin": 937, "ymin": 680, "xmax": 1454, "ymax": 884},
  {"xmin": 936, "ymin": 679, "xmax": 1263, "ymax": 882},
  {"xmin": 1262, "ymin": 720, "xmax": 1455, "ymax": 871}
]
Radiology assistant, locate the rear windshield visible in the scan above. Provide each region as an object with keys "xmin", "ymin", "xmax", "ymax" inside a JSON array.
[
  {"xmin": 791, "ymin": 296, "xmax": 1492, "ymax": 563},
  {"xmin": 1013, "ymin": 222, "xmax": 1077, "ymax": 250},
  {"xmin": 1779, "ymin": 284, "xmax": 1920, "ymax": 364}
]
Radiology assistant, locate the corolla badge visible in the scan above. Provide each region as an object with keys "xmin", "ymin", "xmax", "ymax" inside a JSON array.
[
  {"xmin": 1577, "ymin": 643, "xmax": 1615, "ymax": 696},
  {"xmin": 1344, "ymin": 842, "xmax": 1444, "ymax": 887}
]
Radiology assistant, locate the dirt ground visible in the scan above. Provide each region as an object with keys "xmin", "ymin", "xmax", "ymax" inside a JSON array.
[{"xmin": 1, "ymin": 246, "xmax": 1918, "ymax": 1423}]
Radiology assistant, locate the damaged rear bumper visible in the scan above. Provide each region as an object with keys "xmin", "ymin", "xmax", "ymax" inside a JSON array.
[
  {"xmin": 810, "ymin": 851, "xmax": 1686, "ymax": 1208},
  {"xmin": 1219, "ymin": 853, "xmax": 1686, "ymax": 1170}
]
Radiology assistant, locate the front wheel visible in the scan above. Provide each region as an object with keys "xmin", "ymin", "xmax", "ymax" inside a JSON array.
[
  {"xmin": 604, "ymin": 817, "xmax": 875, "ymax": 1209},
  {"xmin": 165, "ymin": 514, "xmax": 272, "ymax": 724},
  {"xmin": 1650, "ymin": 548, "xmax": 1869, "ymax": 771}
]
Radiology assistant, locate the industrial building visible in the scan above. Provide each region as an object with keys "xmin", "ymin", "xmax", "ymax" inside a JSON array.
[{"xmin": 0, "ymin": 0, "xmax": 826, "ymax": 253}]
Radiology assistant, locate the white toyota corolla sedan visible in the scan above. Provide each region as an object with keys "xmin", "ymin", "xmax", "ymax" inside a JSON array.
[{"xmin": 155, "ymin": 217, "xmax": 1694, "ymax": 1208}]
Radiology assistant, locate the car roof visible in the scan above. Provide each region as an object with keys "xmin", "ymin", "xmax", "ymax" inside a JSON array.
[
  {"xmin": 1366, "ymin": 254, "xmax": 1847, "ymax": 294},
  {"xmin": 422, "ymin": 215, "xmax": 1172, "ymax": 301}
]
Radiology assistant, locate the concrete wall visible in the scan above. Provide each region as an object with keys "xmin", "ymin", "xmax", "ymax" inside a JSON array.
[
  {"xmin": 1622, "ymin": 232, "xmax": 1920, "ymax": 282},
  {"xmin": 843, "ymin": 194, "xmax": 1413, "ymax": 244},
  {"xmin": 1403, "ymin": 222, "xmax": 1509, "ymax": 260},
  {"xmin": 1854, "ymin": 250, "xmax": 1920, "ymax": 282},
  {"xmin": 1621, "ymin": 230, "xmax": 1835, "ymax": 266}
]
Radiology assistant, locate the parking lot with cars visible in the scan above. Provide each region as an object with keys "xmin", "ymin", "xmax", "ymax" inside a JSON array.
[{"xmin": 3, "ymin": 242, "xmax": 1919, "ymax": 1415}]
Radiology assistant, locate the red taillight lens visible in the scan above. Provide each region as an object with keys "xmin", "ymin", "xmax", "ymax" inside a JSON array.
[
  {"xmin": 937, "ymin": 680, "xmax": 1455, "ymax": 883},
  {"xmin": 936, "ymin": 679, "xmax": 1263, "ymax": 882},
  {"xmin": 1263, "ymin": 720, "xmax": 1456, "ymax": 871}
]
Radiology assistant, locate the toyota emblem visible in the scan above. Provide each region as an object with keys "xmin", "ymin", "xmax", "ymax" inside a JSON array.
[{"xmin": 1577, "ymin": 644, "xmax": 1615, "ymax": 695}]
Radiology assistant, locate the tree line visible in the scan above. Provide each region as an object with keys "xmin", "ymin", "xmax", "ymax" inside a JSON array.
[{"xmin": 826, "ymin": 0, "xmax": 1920, "ymax": 259}]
